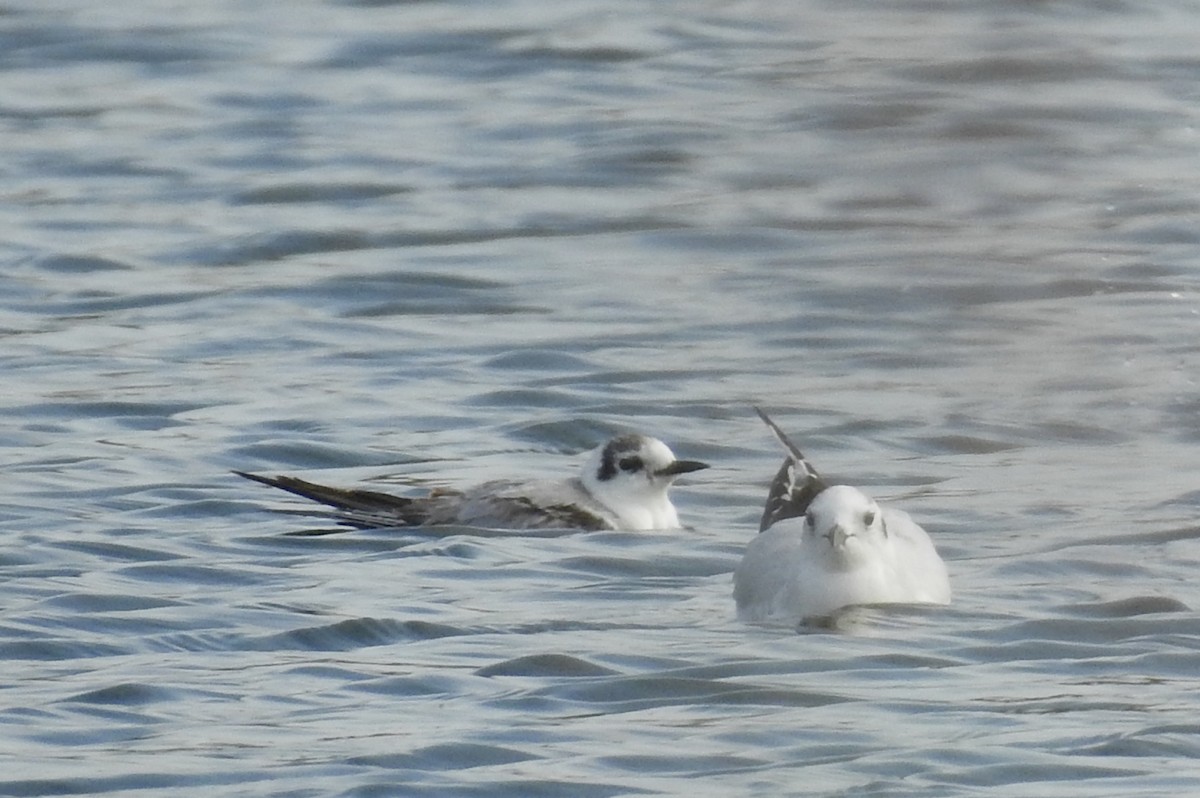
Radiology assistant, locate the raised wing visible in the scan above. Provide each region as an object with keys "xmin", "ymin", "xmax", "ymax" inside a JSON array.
[{"xmin": 753, "ymin": 407, "xmax": 829, "ymax": 532}]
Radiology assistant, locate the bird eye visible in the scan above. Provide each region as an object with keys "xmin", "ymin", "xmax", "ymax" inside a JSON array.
[
  {"xmin": 863, "ymin": 510, "xmax": 876, "ymax": 526},
  {"xmin": 804, "ymin": 510, "xmax": 814, "ymax": 527},
  {"xmin": 618, "ymin": 456, "xmax": 643, "ymax": 473}
]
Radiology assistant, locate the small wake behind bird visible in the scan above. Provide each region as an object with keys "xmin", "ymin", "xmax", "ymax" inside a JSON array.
[{"xmin": 734, "ymin": 408, "xmax": 951, "ymax": 623}]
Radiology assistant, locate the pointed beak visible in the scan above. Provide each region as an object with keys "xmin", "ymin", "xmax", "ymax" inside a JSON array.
[
  {"xmin": 655, "ymin": 459, "xmax": 710, "ymax": 478},
  {"xmin": 825, "ymin": 524, "xmax": 849, "ymax": 548}
]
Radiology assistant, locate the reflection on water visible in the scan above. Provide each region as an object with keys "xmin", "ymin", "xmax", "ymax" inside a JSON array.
[{"xmin": 2, "ymin": 0, "xmax": 1199, "ymax": 795}]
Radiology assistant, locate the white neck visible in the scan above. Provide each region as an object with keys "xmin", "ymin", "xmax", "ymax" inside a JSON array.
[
  {"xmin": 614, "ymin": 493, "xmax": 681, "ymax": 530},
  {"xmin": 588, "ymin": 483, "xmax": 682, "ymax": 530}
]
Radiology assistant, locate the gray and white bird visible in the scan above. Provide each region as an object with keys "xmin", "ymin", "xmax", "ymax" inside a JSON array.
[
  {"xmin": 237, "ymin": 434, "xmax": 708, "ymax": 532},
  {"xmin": 734, "ymin": 408, "xmax": 951, "ymax": 622}
]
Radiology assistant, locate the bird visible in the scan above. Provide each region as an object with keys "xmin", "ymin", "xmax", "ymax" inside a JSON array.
[
  {"xmin": 733, "ymin": 408, "xmax": 951, "ymax": 622},
  {"xmin": 236, "ymin": 433, "xmax": 709, "ymax": 532}
]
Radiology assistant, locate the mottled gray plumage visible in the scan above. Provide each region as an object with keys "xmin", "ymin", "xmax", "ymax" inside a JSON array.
[
  {"xmin": 754, "ymin": 406, "xmax": 829, "ymax": 533},
  {"xmin": 237, "ymin": 434, "xmax": 707, "ymax": 532}
]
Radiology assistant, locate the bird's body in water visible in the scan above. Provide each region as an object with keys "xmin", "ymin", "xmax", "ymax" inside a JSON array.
[
  {"xmin": 237, "ymin": 434, "xmax": 708, "ymax": 532},
  {"xmin": 734, "ymin": 409, "xmax": 950, "ymax": 622}
]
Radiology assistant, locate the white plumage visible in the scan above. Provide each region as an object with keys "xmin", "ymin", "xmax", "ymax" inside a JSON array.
[
  {"xmin": 734, "ymin": 409, "xmax": 950, "ymax": 622},
  {"xmin": 238, "ymin": 433, "xmax": 708, "ymax": 532}
]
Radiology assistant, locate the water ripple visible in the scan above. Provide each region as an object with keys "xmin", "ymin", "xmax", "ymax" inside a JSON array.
[{"xmin": 4, "ymin": 0, "xmax": 1200, "ymax": 795}]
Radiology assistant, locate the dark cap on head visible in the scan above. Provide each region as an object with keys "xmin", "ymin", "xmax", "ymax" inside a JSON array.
[{"xmin": 595, "ymin": 435, "xmax": 649, "ymax": 482}]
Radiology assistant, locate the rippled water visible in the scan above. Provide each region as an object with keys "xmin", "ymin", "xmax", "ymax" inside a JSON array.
[{"xmin": 4, "ymin": 0, "xmax": 1200, "ymax": 795}]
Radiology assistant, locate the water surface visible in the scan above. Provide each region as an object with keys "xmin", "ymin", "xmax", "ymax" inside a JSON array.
[{"xmin": 3, "ymin": 0, "xmax": 1200, "ymax": 795}]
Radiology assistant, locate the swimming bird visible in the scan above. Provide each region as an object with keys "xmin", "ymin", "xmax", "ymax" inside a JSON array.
[
  {"xmin": 734, "ymin": 408, "xmax": 951, "ymax": 622},
  {"xmin": 237, "ymin": 434, "xmax": 708, "ymax": 531}
]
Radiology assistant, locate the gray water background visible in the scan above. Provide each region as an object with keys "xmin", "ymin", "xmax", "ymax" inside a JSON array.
[{"xmin": 3, "ymin": 0, "xmax": 1200, "ymax": 795}]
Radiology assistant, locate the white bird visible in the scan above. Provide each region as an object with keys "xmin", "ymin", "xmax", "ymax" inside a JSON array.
[
  {"xmin": 734, "ymin": 408, "xmax": 951, "ymax": 622},
  {"xmin": 237, "ymin": 434, "xmax": 708, "ymax": 532}
]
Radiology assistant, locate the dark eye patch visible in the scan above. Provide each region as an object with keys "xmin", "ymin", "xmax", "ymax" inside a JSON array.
[
  {"xmin": 595, "ymin": 436, "xmax": 646, "ymax": 482},
  {"xmin": 618, "ymin": 456, "xmax": 643, "ymax": 473},
  {"xmin": 863, "ymin": 510, "xmax": 876, "ymax": 526}
]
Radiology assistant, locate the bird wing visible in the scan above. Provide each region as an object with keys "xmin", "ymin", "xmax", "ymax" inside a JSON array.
[
  {"xmin": 234, "ymin": 471, "xmax": 432, "ymax": 529},
  {"xmin": 879, "ymin": 507, "xmax": 952, "ymax": 603},
  {"xmin": 448, "ymin": 478, "xmax": 616, "ymax": 530},
  {"xmin": 733, "ymin": 523, "xmax": 805, "ymax": 621},
  {"xmin": 754, "ymin": 407, "xmax": 829, "ymax": 532},
  {"xmin": 238, "ymin": 472, "xmax": 617, "ymax": 532}
]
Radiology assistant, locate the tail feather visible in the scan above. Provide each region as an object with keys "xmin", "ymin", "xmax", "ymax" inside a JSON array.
[{"xmin": 234, "ymin": 471, "xmax": 425, "ymax": 528}]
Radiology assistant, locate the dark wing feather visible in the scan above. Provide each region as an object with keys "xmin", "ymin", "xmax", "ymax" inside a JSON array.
[
  {"xmin": 236, "ymin": 472, "xmax": 614, "ymax": 532},
  {"xmin": 753, "ymin": 407, "xmax": 829, "ymax": 532},
  {"xmin": 471, "ymin": 496, "xmax": 613, "ymax": 531},
  {"xmin": 234, "ymin": 471, "xmax": 427, "ymax": 528},
  {"xmin": 447, "ymin": 477, "xmax": 616, "ymax": 530}
]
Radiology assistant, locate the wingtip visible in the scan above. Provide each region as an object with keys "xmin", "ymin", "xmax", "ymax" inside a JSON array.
[
  {"xmin": 752, "ymin": 405, "xmax": 801, "ymax": 458},
  {"xmin": 753, "ymin": 406, "xmax": 781, "ymax": 433},
  {"xmin": 233, "ymin": 470, "xmax": 282, "ymax": 489},
  {"xmin": 751, "ymin": 405, "xmax": 826, "ymax": 487}
]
